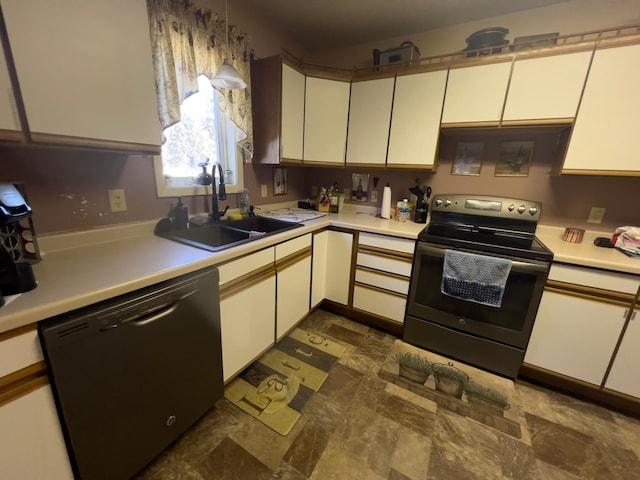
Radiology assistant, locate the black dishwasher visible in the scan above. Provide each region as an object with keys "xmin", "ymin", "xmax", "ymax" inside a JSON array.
[{"xmin": 39, "ymin": 267, "xmax": 223, "ymax": 480}]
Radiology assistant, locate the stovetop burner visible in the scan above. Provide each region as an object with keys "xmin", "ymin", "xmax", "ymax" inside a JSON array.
[{"xmin": 419, "ymin": 194, "xmax": 553, "ymax": 262}]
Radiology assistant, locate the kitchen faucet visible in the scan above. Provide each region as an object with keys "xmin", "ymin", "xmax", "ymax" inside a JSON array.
[{"xmin": 210, "ymin": 162, "xmax": 229, "ymax": 223}]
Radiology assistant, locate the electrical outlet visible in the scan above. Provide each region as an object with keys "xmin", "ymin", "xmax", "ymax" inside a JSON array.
[
  {"xmin": 108, "ymin": 189, "xmax": 127, "ymax": 212},
  {"xmin": 260, "ymin": 184, "xmax": 268, "ymax": 198},
  {"xmin": 370, "ymin": 190, "xmax": 379, "ymax": 203},
  {"xmin": 588, "ymin": 206, "xmax": 606, "ymax": 224}
]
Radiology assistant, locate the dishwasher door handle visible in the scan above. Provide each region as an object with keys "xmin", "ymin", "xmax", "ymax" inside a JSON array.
[{"xmin": 120, "ymin": 289, "xmax": 199, "ymax": 326}]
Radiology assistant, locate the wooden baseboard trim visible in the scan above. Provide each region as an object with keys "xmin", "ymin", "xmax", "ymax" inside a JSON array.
[
  {"xmin": 319, "ymin": 300, "xmax": 404, "ymax": 337},
  {"xmin": 519, "ymin": 363, "xmax": 640, "ymax": 418}
]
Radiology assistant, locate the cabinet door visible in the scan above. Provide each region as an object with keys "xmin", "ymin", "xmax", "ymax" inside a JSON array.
[
  {"xmin": 303, "ymin": 77, "xmax": 350, "ymax": 164},
  {"xmin": 1, "ymin": 0, "xmax": 161, "ymax": 147},
  {"xmin": 605, "ymin": 311, "xmax": 640, "ymax": 397},
  {"xmin": 277, "ymin": 256, "xmax": 312, "ymax": 339},
  {"xmin": 311, "ymin": 230, "xmax": 353, "ymax": 306},
  {"xmin": 441, "ymin": 62, "xmax": 511, "ymax": 124},
  {"xmin": 0, "ymin": 44, "xmax": 21, "ymax": 137},
  {"xmin": 345, "ymin": 77, "xmax": 394, "ymax": 165},
  {"xmin": 220, "ymin": 274, "xmax": 276, "ymax": 382},
  {"xmin": 0, "ymin": 385, "xmax": 74, "ymax": 479},
  {"xmin": 387, "ymin": 70, "xmax": 447, "ymax": 168},
  {"xmin": 503, "ymin": 51, "xmax": 592, "ymax": 122},
  {"xmin": 562, "ymin": 44, "xmax": 640, "ymax": 173},
  {"xmin": 281, "ymin": 63, "xmax": 305, "ymax": 161},
  {"xmin": 524, "ymin": 290, "xmax": 627, "ymax": 385}
]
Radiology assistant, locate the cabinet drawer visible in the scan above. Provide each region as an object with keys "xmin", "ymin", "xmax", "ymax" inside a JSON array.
[
  {"xmin": 353, "ymin": 285, "xmax": 406, "ymax": 323},
  {"xmin": 0, "ymin": 327, "xmax": 43, "ymax": 379},
  {"xmin": 358, "ymin": 232, "xmax": 415, "ymax": 254},
  {"xmin": 218, "ymin": 248, "xmax": 274, "ymax": 286},
  {"xmin": 548, "ymin": 264, "xmax": 639, "ymax": 295},
  {"xmin": 356, "ymin": 251, "xmax": 412, "ymax": 277},
  {"xmin": 355, "ymin": 268, "xmax": 409, "ymax": 295},
  {"xmin": 275, "ymin": 233, "xmax": 312, "ymax": 260}
]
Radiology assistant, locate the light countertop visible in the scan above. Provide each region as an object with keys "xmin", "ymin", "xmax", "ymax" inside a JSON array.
[{"xmin": 1, "ymin": 205, "xmax": 638, "ymax": 335}]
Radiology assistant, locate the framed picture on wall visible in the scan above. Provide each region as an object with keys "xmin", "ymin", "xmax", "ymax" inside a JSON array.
[
  {"xmin": 351, "ymin": 173, "xmax": 370, "ymax": 201},
  {"xmin": 495, "ymin": 141, "xmax": 535, "ymax": 177},
  {"xmin": 451, "ymin": 142, "xmax": 484, "ymax": 175},
  {"xmin": 273, "ymin": 167, "xmax": 287, "ymax": 195}
]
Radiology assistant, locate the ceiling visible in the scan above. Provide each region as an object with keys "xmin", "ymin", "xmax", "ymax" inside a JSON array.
[{"xmin": 241, "ymin": 0, "xmax": 571, "ymax": 51}]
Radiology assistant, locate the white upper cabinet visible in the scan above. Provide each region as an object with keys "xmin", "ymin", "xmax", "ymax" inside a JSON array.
[
  {"xmin": 0, "ymin": 44, "xmax": 20, "ymax": 136},
  {"xmin": 441, "ymin": 62, "xmax": 511, "ymax": 124},
  {"xmin": 387, "ymin": 70, "xmax": 447, "ymax": 168},
  {"xmin": 1, "ymin": 0, "xmax": 162, "ymax": 149},
  {"xmin": 281, "ymin": 63, "xmax": 305, "ymax": 161},
  {"xmin": 303, "ymin": 76, "xmax": 350, "ymax": 165},
  {"xmin": 345, "ymin": 77, "xmax": 394, "ymax": 165},
  {"xmin": 562, "ymin": 43, "xmax": 640, "ymax": 174},
  {"xmin": 503, "ymin": 51, "xmax": 592, "ymax": 122}
]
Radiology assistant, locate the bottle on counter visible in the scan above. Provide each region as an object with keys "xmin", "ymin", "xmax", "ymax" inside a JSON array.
[
  {"xmin": 173, "ymin": 197, "xmax": 188, "ymax": 229},
  {"xmin": 329, "ymin": 181, "xmax": 340, "ymax": 213},
  {"xmin": 239, "ymin": 189, "xmax": 250, "ymax": 218},
  {"xmin": 399, "ymin": 199, "xmax": 410, "ymax": 223}
]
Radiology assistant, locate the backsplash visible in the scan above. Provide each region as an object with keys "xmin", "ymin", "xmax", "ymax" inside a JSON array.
[{"xmin": 1, "ymin": 133, "xmax": 639, "ymax": 235}]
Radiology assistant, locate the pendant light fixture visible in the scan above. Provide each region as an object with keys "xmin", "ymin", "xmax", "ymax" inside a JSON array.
[{"xmin": 211, "ymin": 0, "xmax": 247, "ymax": 90}]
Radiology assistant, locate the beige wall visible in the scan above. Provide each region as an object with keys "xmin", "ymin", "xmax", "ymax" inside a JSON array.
[{"xmin": 310, "ymin": 0, "xmax": 640, "ymax": 68}]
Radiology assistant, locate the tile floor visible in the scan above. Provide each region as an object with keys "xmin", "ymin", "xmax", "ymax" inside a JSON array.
[{"xmin": 136, "ymin": 309, "xmax": 640, "ymax": 480}]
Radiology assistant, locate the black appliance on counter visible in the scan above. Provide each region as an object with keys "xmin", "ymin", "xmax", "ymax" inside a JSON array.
[
  {"xmin": 39, "ymin": 267, "xmax": 223, "ymax": 480},
  {"xmin": 404, "ymin": 194, "xmax": 553, "ymax": 378},
  {"xmin": 0, "ymin": 182, "xmax": 39, "ymax": 303}
]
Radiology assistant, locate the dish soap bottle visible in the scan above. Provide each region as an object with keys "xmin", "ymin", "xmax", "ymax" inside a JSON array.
[
  {"xmin": 174, "ymin": 197, "xmax": 188, "ymax": 229},
  {"xmin": 329, "ymin": 181, "xmax": 340, "ymax": 213}
]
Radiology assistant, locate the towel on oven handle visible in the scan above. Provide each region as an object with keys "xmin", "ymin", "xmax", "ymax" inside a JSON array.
[{"xmin": 441, "ymin": 250, "xmax": 512, "ymax": 308}]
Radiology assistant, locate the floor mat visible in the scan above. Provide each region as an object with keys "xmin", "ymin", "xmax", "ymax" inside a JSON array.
[
  {"xmin": 379, "ymin": 339, "xmax": 527, "ymax": 439},
  {"xmin": 224, "ymin": 328, "xmax": 347, "ymax": 435}
]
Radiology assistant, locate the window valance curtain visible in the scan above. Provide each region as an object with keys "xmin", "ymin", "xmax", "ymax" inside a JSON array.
[{"xmin": 146, "ymin": 0, "xmax": 252, "ymax": 158}]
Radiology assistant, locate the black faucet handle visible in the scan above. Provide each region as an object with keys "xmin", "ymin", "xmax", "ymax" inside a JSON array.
[
  {"xmin": 218, "ymin": 182, "xmax": 227, "ymax": 200},
  {"xmin": 219, "ymin": 205, "xmax": 229, "ymax": 218}
]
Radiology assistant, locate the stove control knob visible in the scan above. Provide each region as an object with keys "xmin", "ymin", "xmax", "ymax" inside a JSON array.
[
  {"xmin": 435, "ymin": 199, "xmax": 442, "ymax": 207},
  {"xmin": 508, "ymin": 204, "xmax": 515, "ymax": 212},
  {"xmin": 444, "ymin": 199, "xmax": 452, "ymax": 207},
  {"xmin": 517, "ymin": 204, "xmax": 526, "ymax": 214},
  {"xmin": 529, "ymin": 206, "xmax": 539, "ymax": 216}
]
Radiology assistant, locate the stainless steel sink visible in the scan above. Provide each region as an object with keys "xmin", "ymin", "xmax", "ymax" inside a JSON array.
[{"xmin": 155, "ymin": 216, "xmax": 302, "ymax": 252}]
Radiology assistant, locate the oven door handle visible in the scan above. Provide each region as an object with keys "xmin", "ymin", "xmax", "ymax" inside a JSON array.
[{"xmin": 417, "ymin": 244, "xmax": 549, "ymax": 274}]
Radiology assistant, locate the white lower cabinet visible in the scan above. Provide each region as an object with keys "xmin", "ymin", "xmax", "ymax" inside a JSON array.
[
  {"xmin": 311, "ymin": 230, "xmax": 354, "ymax": 307},
  {"xmin": 605, "ymin": 311, "xmax": 640, "ymax": 397},
  {"xmin": 276, "ymin": 234, "xmax": 312, "ymax": 340},
  {"xmin": 218, "ymin": 248, "xmax": 276, "ymax": 382},
  {"xmin": 1, "ymin": 384, "xmax": 74, "ymax": 479},
  {"xmin": 524, "ymin": 290, "xmax": 627, "ymax": 385}
]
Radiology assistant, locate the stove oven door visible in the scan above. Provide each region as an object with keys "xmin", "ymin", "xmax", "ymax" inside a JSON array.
[{"xmin": 406, "ymin": 242, "xmax": 550, "ymax": 349}]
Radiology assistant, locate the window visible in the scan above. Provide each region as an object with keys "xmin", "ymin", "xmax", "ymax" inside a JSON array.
[{"xmin": 153, "ymin": 75, "xmax": 243, "ymax": 198}]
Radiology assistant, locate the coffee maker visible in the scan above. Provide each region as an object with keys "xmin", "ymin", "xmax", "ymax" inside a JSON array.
[{"xmin": 0, "ymin": 182, "xmax": 39, "ymax": 304}]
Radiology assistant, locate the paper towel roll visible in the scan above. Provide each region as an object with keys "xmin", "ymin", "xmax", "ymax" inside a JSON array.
[{"xmin": 381, "ymin": 185, "xmax": 392, "ymax": 219}]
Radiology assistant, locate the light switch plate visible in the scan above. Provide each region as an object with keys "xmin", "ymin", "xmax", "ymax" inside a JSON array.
[
  {"xmin": 370, "ymin": 190, "xmax": 379, "ymax": 203},
  {"xmin": 260, "ymin": 184, "xmax": 268, "ymax": 197}
]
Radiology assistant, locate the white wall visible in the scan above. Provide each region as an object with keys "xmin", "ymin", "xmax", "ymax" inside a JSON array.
[{"xmin": 309, "ymin": 0, "xmax": 640, "ymax": 68}]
